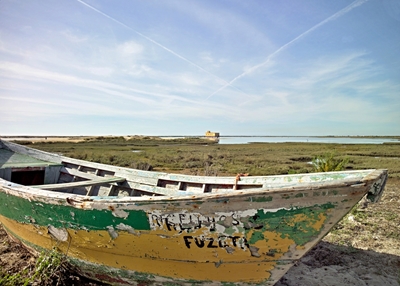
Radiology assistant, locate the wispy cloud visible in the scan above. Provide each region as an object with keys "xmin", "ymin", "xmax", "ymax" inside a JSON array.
[
  {"xmin": 76, "ymin": 0, "xmax": 249, "ymax": 95},
  {"xmin": 206, "ymin": 0, "xmax": 369, "ymax": 100},
  {"xmin": 0, "ymin": 61, "xmax": 231, "ymax": 112},
  {"xmin": 0, "ymin": 62, "xmax": 186, "ymax": 105},
  {"xmin": 1, "ymin": 47, "xmax": 396, "ymax": 125},
  {"xmin": 210, "ymin": 50, "xmax": 398, "ymax": 126}
]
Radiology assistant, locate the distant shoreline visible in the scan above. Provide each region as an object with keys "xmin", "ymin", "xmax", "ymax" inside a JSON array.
[
  {"xmin": 2, "ymin": 135, "xmax": 399, "ymax": 139},
  {"xmin": 1, "ymin": 135, "xmax": 399, "ymax": 145}
]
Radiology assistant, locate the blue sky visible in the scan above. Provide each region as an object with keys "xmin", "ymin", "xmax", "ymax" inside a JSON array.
[{"xmin": 0, "ymin": 0, "xmax": 399, "ymax": 136}]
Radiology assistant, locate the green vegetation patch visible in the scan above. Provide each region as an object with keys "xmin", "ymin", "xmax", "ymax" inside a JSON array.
[{"xmin": 0, "ymin": 247, "xmax": 64, "ymax": 286}]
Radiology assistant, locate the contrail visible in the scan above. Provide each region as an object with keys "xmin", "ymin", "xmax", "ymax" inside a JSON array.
[
  {"xmin": 206, "ymin": 0, "xmax": 368, "ymax": 100},
  {"xmin": 76, "ymin": 0, "xmax": 247, "ymax": 95}
]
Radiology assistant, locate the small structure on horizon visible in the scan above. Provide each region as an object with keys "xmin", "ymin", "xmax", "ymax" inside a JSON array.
[{"xmin": 205, "ymin": 131, "xmax": 220, "ymax": 139}]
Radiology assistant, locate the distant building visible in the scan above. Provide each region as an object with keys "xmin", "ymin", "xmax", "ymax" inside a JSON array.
[{"xmin": 205, "ymin": 131, "xmax": 220, "ymax": 138}]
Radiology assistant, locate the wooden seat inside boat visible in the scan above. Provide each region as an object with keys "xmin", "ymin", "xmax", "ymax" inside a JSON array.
[
  {"xmin": 31, "ymin": 175, "xmax": 126, "ymax": 190},
  {"xmin": 30, "ymin": 166, "xmax": 126, "ymax": 196}
]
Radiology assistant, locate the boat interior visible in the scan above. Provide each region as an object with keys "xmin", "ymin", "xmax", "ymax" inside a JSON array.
[{"xmin": 0, "ymin": 141, "xmax": 268, "ymax": 197}]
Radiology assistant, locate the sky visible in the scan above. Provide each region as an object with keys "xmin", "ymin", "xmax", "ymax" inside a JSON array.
[{"xmin": 0, "ymin": 0, "xmax": 399, "ymax": 136}]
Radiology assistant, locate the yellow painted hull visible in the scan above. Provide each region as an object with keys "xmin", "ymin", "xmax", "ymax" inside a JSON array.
[
  {"xmin": 1, "ymin": 215, "xmax": 294, "ymax": 284},
  {"xmin": 0, "ymin": 190, "xmax": 349, "ymax": 286}
]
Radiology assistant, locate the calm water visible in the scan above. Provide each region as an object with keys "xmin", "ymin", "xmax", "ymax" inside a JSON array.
[{"xmin": 218, "ymin": 136, "xmax": 399, "ymax": 145}]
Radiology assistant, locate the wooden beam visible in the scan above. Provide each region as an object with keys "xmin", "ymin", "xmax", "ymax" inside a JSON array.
[
  {"xmin": 31, "ymin": 176, "xmax": 125, "ymax": 190},
  {"xmin": 61, "ymin": 167, "xmax": 105, "ymax": 180}
]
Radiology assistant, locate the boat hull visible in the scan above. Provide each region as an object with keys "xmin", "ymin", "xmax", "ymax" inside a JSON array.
[{"xmin": 0, "ymin": 169, "xmax": 387, "ymax": 285}]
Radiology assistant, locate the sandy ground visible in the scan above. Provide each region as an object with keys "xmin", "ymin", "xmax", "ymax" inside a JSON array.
[
  {"xmin": 277, "ymin": 241, "xmax": 400, "ymax": 286},
  {"xmin": 1, "ymin": 136, "xmax": 97, "ymax": 143},
  {"xmin": 0, "ymin": 135, "xmax": 153, "ymax": 143}
]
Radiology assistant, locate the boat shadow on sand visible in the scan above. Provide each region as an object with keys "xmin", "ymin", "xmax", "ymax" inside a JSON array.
[{"xmin": 277, "ymin": 240, "xmax": 400, "ymax": 286}]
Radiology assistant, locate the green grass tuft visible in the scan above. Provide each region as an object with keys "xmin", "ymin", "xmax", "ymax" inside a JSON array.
[{"xmin": 312, "ymin": 153, "xmax": 349, "ymax": 172}]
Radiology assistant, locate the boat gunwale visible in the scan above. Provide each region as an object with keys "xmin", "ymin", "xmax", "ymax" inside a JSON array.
[{"xmin": 0, "ymin": 169, "xmax": 386, "ymax": 205}]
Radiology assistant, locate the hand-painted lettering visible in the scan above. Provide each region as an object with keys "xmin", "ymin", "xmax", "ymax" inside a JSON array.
[
  {"xmin": 194, "ymin": 237, "xmax": 205, "ymax": 248},
  {"xmin": 148, "ymin": 211, "xmax": 244, "ymax": 233},
  {"xmin": 183, "ymin": 236, "xmax": 192, "ymax": 248},
  {"xmin": 183, "ymin": 235, "xmax": 244, "ymax": 250},
  {"xmin": 207, "ymin": 238, "xmax": 218, "ymax": 248}
]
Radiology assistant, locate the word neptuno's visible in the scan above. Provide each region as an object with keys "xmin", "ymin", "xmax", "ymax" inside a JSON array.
[{"xmin": 148, "ymin": 211, "xmax": 243, "ymax": 233}]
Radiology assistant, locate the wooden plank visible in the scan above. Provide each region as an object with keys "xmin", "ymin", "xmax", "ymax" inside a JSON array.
[
  {"xmin": 60, "ymin": 157, "xmax": 167, "ymax": 179},
  {"xmin": 61, "ymin": 167, "xmax": 104, "ymax": 180},
  {"xmin": 62, "ymin": 166, "xmax": 159, "ymax": 186},
  {"xmin": 31, "ymin": 176, "xmax": 125, "ymax": 190},
  {"xmin": 0, "ymin": 148, "xmax": 61, "ymax": 168},
  {"xmin": 127, "ymin": 181, "xmax": 205, "ymax": 196},
  {"xmin": 87, "ymin": 183, "xmax": 99, "ymax": 196}
]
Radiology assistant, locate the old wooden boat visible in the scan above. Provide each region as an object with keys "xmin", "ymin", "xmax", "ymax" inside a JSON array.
[{"xmin": 0, "ymin": 139, "xmax": 387, "ymax": 285}]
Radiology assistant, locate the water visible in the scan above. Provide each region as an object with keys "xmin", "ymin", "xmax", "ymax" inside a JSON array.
[{"xmin": 218, "ymin": 136, "xmax": 399, "ymax": 145}]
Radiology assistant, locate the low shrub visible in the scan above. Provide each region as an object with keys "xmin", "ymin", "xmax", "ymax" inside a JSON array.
[{"xmin": 312, "ymin": 153, "xmax": 349, "ymax": 172}]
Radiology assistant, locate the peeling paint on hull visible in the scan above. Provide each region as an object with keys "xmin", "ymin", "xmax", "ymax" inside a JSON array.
[{"xmin": 0, "ymin": 183, "xmax": 384, "ymax": 285}]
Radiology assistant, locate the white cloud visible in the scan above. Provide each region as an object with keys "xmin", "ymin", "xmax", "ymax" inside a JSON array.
[
  {"xmin": 117, "ymin": 41, "xmax": 144, "ymax": 56},
  {"xmin": 0, "ymin": 61, "xmax": 218, "ymax": 112}
]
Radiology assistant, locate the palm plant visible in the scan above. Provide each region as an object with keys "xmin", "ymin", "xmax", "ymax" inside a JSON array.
[{"xmin": 312, "ymin": 153, "xmax": 349, "ymax": 172}]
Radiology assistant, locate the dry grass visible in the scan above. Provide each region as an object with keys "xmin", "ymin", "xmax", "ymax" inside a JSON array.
[{"xmin": 18, "ymin": 138, "xmax": 400, "ymax": 178}]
